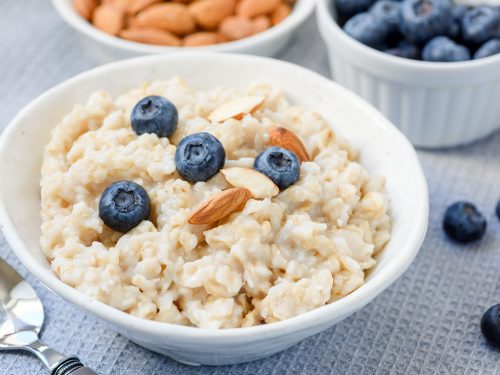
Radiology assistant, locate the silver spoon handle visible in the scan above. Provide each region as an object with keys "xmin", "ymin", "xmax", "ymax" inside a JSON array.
[{"xmin": 25, "ymin": 335, "xmax": 96, "ymax": 374}]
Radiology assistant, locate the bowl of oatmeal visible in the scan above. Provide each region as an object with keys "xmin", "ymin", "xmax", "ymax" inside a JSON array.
[{"xmin": 0, "ymin": 53, "xmax": 428, "ymax": 365}]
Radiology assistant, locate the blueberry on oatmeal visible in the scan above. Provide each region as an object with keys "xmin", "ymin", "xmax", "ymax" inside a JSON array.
[
  {"xmin": 253, "ymin": 147, "xmax": 300, "ymax": 190},
  {"xmin": 131, "ymin": 95, "xmax": 178, "ymax": 138},
  {"xmin": 175, "ymin": 132, "xmax": 226, "ymax": 183},
  {"xmin": 442, "ymin": 201, "xmax": 486, "ymax": 243},
  {"xmin": 481, "ymin": 304, "xmax": 500, "ymax": 347},
  {"xmin": 99, "ymin": 181, "xmax": 151, "ymax": 233}
]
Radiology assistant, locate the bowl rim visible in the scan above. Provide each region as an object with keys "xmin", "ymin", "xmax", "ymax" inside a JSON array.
[
  {"xmin": 50, "ymin": 0, "xmax": 316, "ymax": 54},
  {"xmin": 317, "ymin": 0, "xmax": 500, "ymax": 70},
  {"xmin": 0, "ymin": 52, "xmax": 429, "ymax": 343}
]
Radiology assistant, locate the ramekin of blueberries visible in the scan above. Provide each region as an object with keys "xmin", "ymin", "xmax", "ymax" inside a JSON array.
[
  {"xmin": 443, "ymin": 200, "xmax": 500, "ymax": 349},
  {"xmin": 337, "ymin": 0, "xmax": 500, "ymax": 61},
  {"xmin": 316, "ymin": 0, "xmax": 500, "ymax": 148}
]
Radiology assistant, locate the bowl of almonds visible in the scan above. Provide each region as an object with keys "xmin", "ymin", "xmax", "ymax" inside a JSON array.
[{"xmin": 52, "ymin": 0, "xmax": 315, "ymax": 56}]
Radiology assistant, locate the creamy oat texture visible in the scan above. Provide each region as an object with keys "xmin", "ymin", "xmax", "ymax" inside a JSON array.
[{"xmin": 40, "ymin": 78, "xmax": 391, "ymax": 328}]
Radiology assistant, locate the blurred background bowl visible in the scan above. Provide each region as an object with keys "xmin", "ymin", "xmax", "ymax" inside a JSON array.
[
  {"xmin": 51, "ymin": 0, "xmax": 315, "ymax": 58},
  {"xmin": 317, "ymin": 0, "xmax": 500, "ymax": 148}
]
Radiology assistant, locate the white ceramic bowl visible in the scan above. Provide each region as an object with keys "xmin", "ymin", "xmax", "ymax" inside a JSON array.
[
  {"xmin": 317, "ymin": 0, "xmax": 500, "ymax": 148},
  {"xmin": 51, "ymin": 0, "xmax": 315, "ymax": 58},
  {"xmin": 0, "ymin": 53, "xmax": 428, "ymax": 366}
]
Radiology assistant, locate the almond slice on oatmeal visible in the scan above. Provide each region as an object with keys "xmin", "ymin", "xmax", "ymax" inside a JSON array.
[
  {"xmin": 188, "ymin": 187, "xmax": 251, "ymax": 225},
  {"xmin": 269, "ymin": 126, "xmax": 310, "ymax": 163},
  {"xmin": 208, "ymin": 96, "xmax": 265, "ymax": 123},
  {"xmin": 221, "ymin": 167, "xmax": 279, "ymax": 199}
]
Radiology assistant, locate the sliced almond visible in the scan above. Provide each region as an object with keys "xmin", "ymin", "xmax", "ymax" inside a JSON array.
[
  {"xmin": 92, "ymin": 4, "xmax": 125, "ymax": 35},
  {"xmin": 188, "ymin": 188, "xmax": 251, "ymax": 225},
  {"xmin": 135, "ymin": 3, "xmax": 196, "ymax": 35},
  {"xmin": 236, "ymin": 0, "xmax": 281, "ymax": 18},
  {"xmin": 221, "ymin": 168, "xmax": 279, "ymax": 199},
  {"xmin": 73, "ymin": 0, "xmax": 98, "ymax": 20},
  {"xmin": 269, "ymin": 127, "xmax": 310, "ymax": 162},
  {"xmin": 120, "ymin": 27, "xmax": 182, "ymax": 46},
  {"xmin": 208, "ymin": 96, "xmax": 265, "ymax": 122}
]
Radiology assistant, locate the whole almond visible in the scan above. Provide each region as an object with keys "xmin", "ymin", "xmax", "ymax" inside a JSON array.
[
  {"xmin": 92, "ymin": 4, "xmax": 125, "ymax": 35},
  {"xmin": 183, "ymin": 32, "xmax": 221, "ymax": 46},
  {"xmin": 237, "ymin": 0, "xmax": 281, "ymax": 18},
  {"xmin": 271, "ymin": 3, "xmax": 292, "ymax": 25},
  {"xmin": 189, "ymin": 0, "xmax": 236, "ymax": 30},
  {"xmin": 269, "ymin": 127, "xmax": 310, "ymax": 162},
  {"xmin": 188, "ymin": 188, "xmax": 251, "ymax": 225},
  {"xmin": 221, "ymin": 168, "xmax": 279, "ymax": 199},
  {"xmin": 102, "ymin": 0, "xmax": 132, "ymax": 11},
  {"xmin": 252, "ymin": 15, "xmax": 271, "ymax": 34},
  {"xmin": 74, "ymin": 0, "xmax": 98, "ymax": 20},
  {"xmin": 120, "ymin": 27, "xmax": 182, "ymax": 46},
  {"xmin": 219, "ymin": 16, "xmax": 256, "ymax": 41},
  {"xmin": 135, "ymin": 3, "xmax": 195, "ymax": 35},
  {"xmin": 126, "ymin": 0, "xmax": 163, "ymax": 14},
  {"xmin": 208, "ymin": 96, "xmax": 265, "ymax": 122}
]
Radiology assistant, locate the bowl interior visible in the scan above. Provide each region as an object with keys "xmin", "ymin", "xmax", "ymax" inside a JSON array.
[{"xmin": 0, "ymin": 53, "xmax": 428, "ymax": 338}]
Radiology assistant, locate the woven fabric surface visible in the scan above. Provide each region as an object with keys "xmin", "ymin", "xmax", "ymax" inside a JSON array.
[{"xmin": 0, "ymin": 1, "xmax": 499, "ymax": 374}]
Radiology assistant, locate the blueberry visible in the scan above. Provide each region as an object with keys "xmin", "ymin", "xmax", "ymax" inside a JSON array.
[
  {"xmin": 423, "ymin": 36, "xmax": 471, "ymax": 61},
  {"xmin": 131, "ymin": 96, "xmax": 178, "ymax": 138},
  {"xmin": 452, "ymin": 4, "xmax": 468, "ymax": 20},
  {"xmin": 399, "ymin": 0, "xmax": 453, "ymax": 44},
  {"xmin": 496, "ymin": 200, "xmax": 500, "ymax": 220},
  {"xmin": 99, "ymin": 181, "xmax": 151, "ymax": 233},
  {"xmin": 442, "ymin": 201, "xmax": 487, "ymax": 243},
  {"xmin": 462, "ymin": 6, "xmax": 500, "ymax": 47},
  {"xmin": 481, "ymin": 304, "xmax": 500, "ymax": 347},
  {"xmin": 370, "ymin": 0, "xmax": 402, "ymax": 36},
  {"xmin": 343, "ymin": 12, "xmax": 390, "ymax": 48},
  {"xmin": 336, "ymin": 0, "xmax": 375, "ymax": 18},
  {"xmin": 384, "ymin": 40, "xmax": 421, "ymax": 59},
  {"xmin": 254, "ymin": 147, "xmax": 300, "ymax": 190},
  {"xmin": 448, "ymin": 5, "xmax": 468, "ymax": 40},
  {"xmin": 175, "ymin": 132, "xmax": 225, "ymax": 183},
  {"xmin": 474, "ymin": 38, "xmax": 500, "ymax": 59}
]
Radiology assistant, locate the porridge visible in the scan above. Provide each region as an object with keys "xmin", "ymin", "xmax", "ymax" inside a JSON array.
[{"xmin": 40, "ymin": 78, "xmax": 391, "ymax": 328}]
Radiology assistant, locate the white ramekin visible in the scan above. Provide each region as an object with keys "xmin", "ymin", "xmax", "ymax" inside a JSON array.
[
  {"xmin": 51, "ymin": 0, "xmax": 315, "ymax": 58},
  {"xmin": 0, "ymin": 52, "xmax": 428, "ymax": 366},
  {"xmin": 317, "ymin": 0, "xmax": 500, "ymax": 148}
]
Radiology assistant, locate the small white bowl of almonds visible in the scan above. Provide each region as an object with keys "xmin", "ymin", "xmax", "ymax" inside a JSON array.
[{"xmin": 51, "ymin": 0, "xmax": 315, "ymax": 57}]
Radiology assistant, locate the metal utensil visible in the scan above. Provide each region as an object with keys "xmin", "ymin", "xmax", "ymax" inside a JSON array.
[{"xmin": 0, "ymin": 258, "xmax": 97, "ymax": 374}]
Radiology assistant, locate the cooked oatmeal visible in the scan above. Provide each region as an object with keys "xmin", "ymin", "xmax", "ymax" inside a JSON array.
[{"xmin": 40, "ymin": 78, "xmax": 391, "ymax": 328}]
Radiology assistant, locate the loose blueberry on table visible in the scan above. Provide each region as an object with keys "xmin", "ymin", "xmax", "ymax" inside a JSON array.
[
  {"xmin": 442, "ymin": 201, "xmax": 487, "ymax": 243},
  {"xmin": 254, "ymin": 146, "xmax": 301, "ymax": 190},
  {"xmin": 131, "ymin": 95, "xmax": 178, "ymax": 137},
  {"xmin": 175, "ymin": 132, "xmax": 226, "ymax": 183},
  {"xmin": 99, "ymin": 180, "xmax": 151, "ymax": 233},
  {"xmin": 337, "ymin": 0, "xmax": 500, "ymax": 61},
  {"xmin": 481, "ymin": 304, "xmax": 500, "ymax": 347}
]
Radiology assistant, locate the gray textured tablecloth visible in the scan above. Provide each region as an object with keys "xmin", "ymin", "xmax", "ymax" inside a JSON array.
[{"xmin": 1, "ymin": 2, "xmax": 499, "ymax": 374}]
